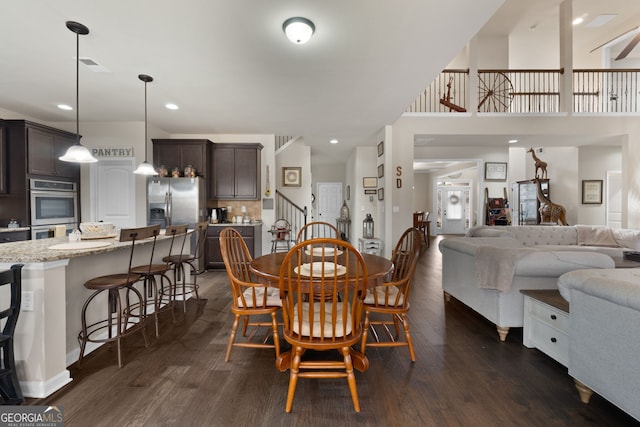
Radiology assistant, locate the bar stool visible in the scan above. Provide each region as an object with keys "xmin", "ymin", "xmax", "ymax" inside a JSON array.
[
  {"xmin": 0, "ymin": 264, "xmax": 24, "ymax": 405},
  {"xmin": 77, "ymin": 226, "xmax": 157, "ymax": 368},
  {"xmin": 163, "ymin": 221, "xmax": 208, "ymax": 312},
  {"xmin": 127, "ymin": 224, "xmax": 173, "ymax": 337}
]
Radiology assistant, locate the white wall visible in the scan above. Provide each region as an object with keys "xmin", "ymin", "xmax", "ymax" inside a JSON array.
[{"xmin": 578, "ymin": 146, "xmax": 621, "ymax": 225}]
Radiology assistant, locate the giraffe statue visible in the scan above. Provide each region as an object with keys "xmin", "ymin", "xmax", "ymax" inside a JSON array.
[
  {"xmin": 527, "ymin": 148, "xmax": 548, "ymax": 179},
  {"xmin": 532, "ymin": 178, "xmax": 568, "ymax": 225}
]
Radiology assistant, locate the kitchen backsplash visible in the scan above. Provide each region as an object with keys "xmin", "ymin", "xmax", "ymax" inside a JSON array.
[{"xmin": 207, "ymin": 200, "xmax": 262, "ymax": 222}]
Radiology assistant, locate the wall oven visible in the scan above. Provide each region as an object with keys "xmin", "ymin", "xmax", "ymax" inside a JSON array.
[{"xmin": 30, "ymin": 178, "xmax": 78, "ymax": 238}]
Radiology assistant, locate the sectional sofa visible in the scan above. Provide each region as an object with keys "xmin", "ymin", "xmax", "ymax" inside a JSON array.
[
  {"xmin": 438, "ymin": 225, "xmax": 640, "ymax": 340},
  {"xmin": 558, "ymin": 268, "xmax": 640, "ymax": 422}
]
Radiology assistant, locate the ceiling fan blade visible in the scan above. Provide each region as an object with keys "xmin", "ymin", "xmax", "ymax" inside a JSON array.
[
  {"xmin": 590, "ymin": 27, "xmax": 638, "ymax": 54},
  {"xmin": 615, "ymin": 32, "xmax": 640, "ymax": 60}
]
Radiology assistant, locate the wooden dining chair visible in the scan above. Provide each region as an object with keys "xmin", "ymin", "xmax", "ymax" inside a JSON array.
[
  {"xmin": 360, "ymin": 227, "xmax": 422, "ymax": 361},
  {"xmin": 278, "ymin": 238, "xmax": 368, "ymax": 412},
  {"xmin": 219, "ymin": 227, "xmax": 281, "ymax": 362},
  {"xmin": 295, "ymin": 221, "xmax": 339, "ymax": 243},
  {"xmin": 413, "ymin": 211, "xmax": 430, "ymax": 248}
]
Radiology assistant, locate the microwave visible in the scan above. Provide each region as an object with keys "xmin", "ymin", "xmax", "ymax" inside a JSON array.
[{"xmin": 30, "ymin": 178, "xmax": 78, "ymax": 226}]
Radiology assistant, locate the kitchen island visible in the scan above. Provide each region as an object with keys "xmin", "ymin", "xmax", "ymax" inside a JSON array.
[{"xmin": 0, "ymin": 232, "xmax": 186, "ymax": 398}]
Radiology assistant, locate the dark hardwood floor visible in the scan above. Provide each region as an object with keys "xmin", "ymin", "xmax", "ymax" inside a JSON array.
[{"xmin": 28, "ymin": 236, "xmax": 639, "ymax": 426}]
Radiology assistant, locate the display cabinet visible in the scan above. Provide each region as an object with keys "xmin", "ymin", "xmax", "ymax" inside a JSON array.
[{"xmin": 516, "ymin": 179, "xmax": 549, "ymax": 225}]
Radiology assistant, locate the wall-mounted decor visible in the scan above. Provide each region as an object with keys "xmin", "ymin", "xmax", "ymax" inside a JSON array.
[
  {"xmin": 377, "ymin": 164, "xmax": 384, "ymax": 178},
  {"xmin": 282, "ymin": 166, "xmax": 302, "ymax": 187},
  {"xmin": 364, "ymin": 189, "xmax": 377, "ymax": 195},
  {"xmin": 346, "ymin": 185, "xmax": 350, "ymax": 201},
  {"xmin": 378, "ymin": 187, "xmax": 384, "ymax": 201},
  {"xmin": 377, "ymin": 141, "xmax": 384, "ymax": 157},
  {"xmin": 582, "ymin": 180, "xmax": 603, "ymax": 204},
  {"xmin": 363, "ymin": 177, "xmax": 377, "ymax": 188},
  {"xmin": 485, "ymin": 162, "xmax": 507, "ymax": 180}
]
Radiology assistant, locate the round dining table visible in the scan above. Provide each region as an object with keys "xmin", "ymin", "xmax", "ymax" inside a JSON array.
[
  {"xmin": 249, "ymin": 251, "xmax": 393, "ymax": 373},
  {"xmin": 249, "ymin": 251, "xmax": 393, "ymax": 287}
]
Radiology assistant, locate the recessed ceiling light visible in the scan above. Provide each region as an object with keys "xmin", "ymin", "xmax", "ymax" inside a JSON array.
[
  {"xmin": 508, "ymin": 139, "xmax": 518, "ymax": 144},
  {"xmin": 165, "ymin": 103, "xmax": 179, "ymax": 110},
  {"xmin": 58, "ymin": 104, "xmax": 72, "ymax": 110},
  {"xmin": 330, "ymin": 139, "xmax": 338, "ymax": 144}
]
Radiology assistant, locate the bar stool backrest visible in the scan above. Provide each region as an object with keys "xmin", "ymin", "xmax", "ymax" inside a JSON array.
[
  {"xmin": 0, "ymin": 264, "xmax": 24, "ymax": 343},
  {"xmin": 165, "ymin": 224, "xmax": 189, "ymax": 259},
  {"xmin": 119, "ymin": 224, "xmax": 161, "ymax": 279},
  {"xmin": 192, "ymin": 221, "xmax": 209, "ymax": 260}
]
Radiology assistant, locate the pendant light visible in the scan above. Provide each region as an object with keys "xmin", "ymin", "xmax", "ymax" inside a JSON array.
[
  {"xmin": 133, "ymin": 74, "xmax": 158, "ymax": 175},
  {"xmin": 59, "ymin": 21, "xmax": 98, "ymax": 163}
]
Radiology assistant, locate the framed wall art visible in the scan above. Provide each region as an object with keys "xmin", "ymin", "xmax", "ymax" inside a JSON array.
[
  {"xmin": 378, "ymin": 187, "xmax": 384, "ymax": 201},
  {"xmin": 485, "ymin": 162, "xmax": 507, "ymax": 180},
  {"xmin": 346, "ymin": 185, "xmax": 350, "ymax": 201},
  {"xmin": 582, "ymin": 180, "xmax": 603, "ymax": 204},
  {"xmin": 377, "ymin": 141, "xmax": 384, "ymax": 157},
  {"xmin": 363, "ymin": 177, "xmax": 377, "ymax": 188},
  {"xmin": 282, "ymin": 166, "xmax": 302, "ymax": 187},
  {"xmin": 377, "ymin": 164, "xmax": 384, "ymax": 178}
]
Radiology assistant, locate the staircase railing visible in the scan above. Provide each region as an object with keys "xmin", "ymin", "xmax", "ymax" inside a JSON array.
[{"xmin": 275, "ymin": 189, "xmax": 307, "ymax": 242}]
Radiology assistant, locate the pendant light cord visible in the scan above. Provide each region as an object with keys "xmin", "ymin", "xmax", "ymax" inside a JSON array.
[
  {"xmin": 75, "ymin": 31, "xmax": 80, "ymax": 144},
  {"xmin": 144, "ymin": 79, "xmax": 148, "ymax": 162}
]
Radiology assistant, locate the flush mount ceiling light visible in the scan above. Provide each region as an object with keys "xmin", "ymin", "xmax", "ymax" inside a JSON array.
[
  {"xmin": 283, "ymin": 17, "xmax": 315, "ymax": 44},
  {"xmin": 59, "ymin": 21, "xmax": 98, "ymax": 163},
  {"xmin": 330, "ymin": 139, "xmax": 338, "ymax": 144},
  {"xmin": 134, "ymin": 74, "xmax": 158, "ymax": 175}
]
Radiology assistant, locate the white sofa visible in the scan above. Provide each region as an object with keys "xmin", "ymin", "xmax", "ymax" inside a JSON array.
[
  {"xmin": 438, "ymin": 225, "xmax": 640, "ymax": 341},
  {"xmin": 558, "ymin": 269, "xmax": 640, "ymax": 422}
]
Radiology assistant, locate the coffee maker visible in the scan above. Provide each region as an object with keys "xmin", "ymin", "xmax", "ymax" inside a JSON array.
[{"xmin": 214, "ymin": 207, "xmax": 228, "ymax": 223}]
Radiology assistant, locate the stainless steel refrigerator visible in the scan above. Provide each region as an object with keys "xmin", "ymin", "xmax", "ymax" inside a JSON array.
[{"xmin": 147, "ymin": 177, "xmax": 207, "ymax": 272}]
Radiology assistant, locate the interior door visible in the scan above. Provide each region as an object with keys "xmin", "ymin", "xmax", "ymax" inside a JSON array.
[
  {"xmin": 441, "ymin": 188, "xmax": 467, "ymax": 234},
  {"xmin": 316, "ymin": 182, "xmax": 342, "ymax": 225},
  {"xmin": 92, "ymin": 158, "xmax": 136, "ymax": 228},
  {"xmin": 607, "ymin": 171, "xmax": 622, "ymax": 229}
]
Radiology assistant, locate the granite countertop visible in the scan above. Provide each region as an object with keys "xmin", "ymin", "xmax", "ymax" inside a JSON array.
[
  {"xmin": 208, "ymin": 222, "xmax": 262, "ymax": 227},
  {"xmin": 0, "ymin": 232, "xmax": 178, "ymax": 263},
  {"xmin": 0, "ymin": 227, "xmax": 30, "ymax": 233}
]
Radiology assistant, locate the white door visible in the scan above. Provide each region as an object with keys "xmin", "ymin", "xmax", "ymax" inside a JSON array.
[
  {"xmin": 91, "ymin": 158, "xmax": 136, "ymax": 229},
  {"xmin": 440, "ymin": 188, "xmax": 468, "ymax": 234},
  {"xmin": 316, "ymin": 182, "xmax": 342, "ymax": 225},
  {"xmin": 607, "ymin": 171, "xmax": 622, "ymax": 229}
]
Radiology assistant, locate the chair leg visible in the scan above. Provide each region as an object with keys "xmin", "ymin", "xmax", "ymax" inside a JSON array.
[
  {"xmin": 270, "ymin": 312, "xmax": 281, "ymax": 358},
  {"xmin": 360, "ymin": 310, "xmax": 371, "ymax": 355},
  {"xmin": 400, "ymin": 314, "xmax": 416, "ymax": 362},
  {"xmin": 286, "ymin": 347, "xmax": 302, "ymax": 413},
  {"xmin": 341, "ymin": 346, "xmax": 360, "ymax": 413},
  {"xmin": 225, "ymin": 314, "xmax": 240, "ymax": 362}
]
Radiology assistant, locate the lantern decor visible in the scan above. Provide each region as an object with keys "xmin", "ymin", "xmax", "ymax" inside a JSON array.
[{"xmin": 363, "ymin": 213, "xmax": 374, "ymax": 239}]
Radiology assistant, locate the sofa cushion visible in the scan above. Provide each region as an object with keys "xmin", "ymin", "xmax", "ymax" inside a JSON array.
[
  {"xmin": 576, "ymin": 225, "xmax": 620, "ymax": 247},
  {"xmin": 558, "ymin": 269, "xmax": 640, "ymax": 311},
  {"xmin": 612, "ymin": 228, "xmax": 640, "ymax": 251},
  {"xmin": 505, "ymin": 226, "xmax": 578, "ymax": 247}
]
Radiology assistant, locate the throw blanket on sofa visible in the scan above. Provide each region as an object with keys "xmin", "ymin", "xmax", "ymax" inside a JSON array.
[{"xmin": 475, "ymin": 246, "xmax": 534, "ymax": 292}]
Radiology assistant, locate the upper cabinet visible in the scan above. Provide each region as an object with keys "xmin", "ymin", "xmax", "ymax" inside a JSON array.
[
  {"xmin": 5, "ymin": 120, "xmax": 80, "ymax": 180},
  {"xmin": 152, "ymin": 139, "xmax": 212, "ymax": 179},
  {"xmin": 211, "ymin": 143, "xmax": 262, "ymax": 200},
  {"xmin": 27, "ymin": 127, "xmax": 78, "ymax": 178},
  {"xmin": 0, "ymin": 120, "xmax": 6, "ymax": 194}
]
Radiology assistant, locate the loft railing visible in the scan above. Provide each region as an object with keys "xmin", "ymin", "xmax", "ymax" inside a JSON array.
[
  {"xmin": 275, "ymin": 189, "xmax": 307, "ymax": 242},
  {"xmin": 573, "ymin": 69, "xmax": 639, "ymax": 113},
  {"xmin": 407, "ymin": 68, "xmax": 640, "ymax": 114}
]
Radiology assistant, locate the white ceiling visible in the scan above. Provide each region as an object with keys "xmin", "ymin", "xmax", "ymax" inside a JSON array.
[
  {"xmin": 0, "ymin": 0, "xmax": 502, "ymax": 164},
  {"xmin": 1, "ymin": 0, "xmax": 640, "ymax": 167}
]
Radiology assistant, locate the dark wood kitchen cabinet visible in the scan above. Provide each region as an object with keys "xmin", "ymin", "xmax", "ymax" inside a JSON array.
[
  {"xmin": 152, "ymin": 139, "xmax": 212, "ymax": 178},
  {"xmin": 211, "ymin": 143, "xmax": 262, "ymax": 200},
  {"xmin": 5, "ymin": 120, "xmax": 80, "ymax": 179},
  {"xmin": 205, "ymin": 224, "xmax": 262, "ymax": 269},
  {"xmin": 27, "ymin": 127, "xmax": 78, "ymax": 178},
  {"xmin": 0, "ymin": 121, "xmax": 6, "ymax": 194}
]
